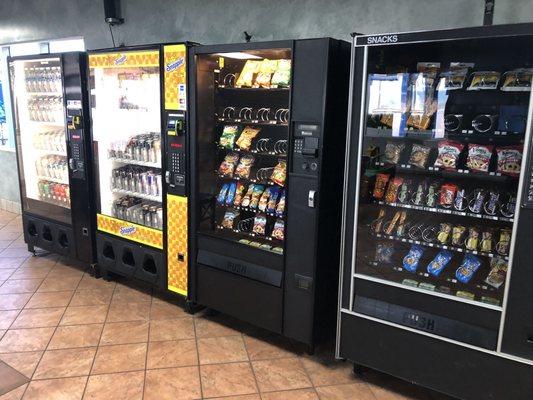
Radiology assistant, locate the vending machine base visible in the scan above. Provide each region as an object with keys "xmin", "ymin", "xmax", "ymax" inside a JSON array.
[{"xmin": 23, "ymin": 214, "xmax": 76, "ymax": 258}]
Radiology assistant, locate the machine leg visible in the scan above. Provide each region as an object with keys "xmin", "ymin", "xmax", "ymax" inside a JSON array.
[
  {"xmin": 353, "ymin": 363, "xmax": 366, "ymax": 376},
  {"xmin": 184, "ymin": 300, "xmax": 201, "ymax": 315}
]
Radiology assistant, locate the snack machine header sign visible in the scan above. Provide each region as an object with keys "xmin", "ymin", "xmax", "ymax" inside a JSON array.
[{"xmin": 164, "ymin": 44, "xmax": 187, "ymax": 111}]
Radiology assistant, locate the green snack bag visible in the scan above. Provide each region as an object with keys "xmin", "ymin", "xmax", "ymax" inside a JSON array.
[
  {"xmin": 219, "ymin": 125, "xmax": 239, "ymax": 149},
  {"xmin": 271, "ymin": 59, "xmax": 291, "ymax": 87}
]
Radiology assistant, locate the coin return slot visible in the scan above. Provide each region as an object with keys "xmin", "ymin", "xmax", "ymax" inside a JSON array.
[
  {"xmin": 58, "ymin": 232, "xmax": 69, "ymax": 249},
  {"xmin": 27, "ymin": 222, "xmax": 37, "ymax": 237},
  {"xmin": 122, "ymin": 248, "xmax": 135, "ymax": 267},
  {"xmin": 142, "ymin": 255, "xmax": 157, "ymax": 275},
  {"xmin": 103, "ymin": 243, "xmax": 115, "ymax": 261},
  {"xmin": 177, "ymin": 253, "xmax": 185, "ymax": 262},
  {"xmin": 42, "ymin": 226, "xmax": 53, "ymax": 242}
]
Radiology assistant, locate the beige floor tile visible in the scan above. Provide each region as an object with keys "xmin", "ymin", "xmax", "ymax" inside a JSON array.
[
  {"xmin": 48, "ymin": 324, "xmax": 103, "ymax": 350},
  {"xmin": 0, "ymin": 327, "xmax": 55, "ymax": 352},
  {"xmin": 0, "ymin": 311, "xmax": 19, "ymax": 329},
  {"xmin": 0, "ymin": 360, "xmax": 28, "ymax": 397},
  {"xmin": 84, "ymin": 371, "xmax": 144, "ymax": 400},
  {"xmin": 111, "ymin": 285, "xmax": 151, "ymax": 304},
  {"xmin": 0, "ymin": 232, "xmax": 22, "ymax": 243},
  {"xmin": 0, "ymin": 269, "xmax": 15, "ymax": 281},
  {"xmin": 206, "ymin": 395, "xmax": 260, "ymax": 400},
  {"xmin": 0, "ymin": 279, "xmax": 42, "ymax": 294},
  {"xmin": 194, "ymin": 315, "xmax": 243, "ymax": 338},
  {"xmin": 106, "ymin": 302, "xmax": 150, "ymax": 323},
  {"xmin": 0, "ymin": 351, "xmax": 42, "ymax": 378},
  {"xmin": 315, "ymin": 382, "xmax": 377, "ymax": 400},
  {"xmin": 0, "ymin": 330, "xmax": 5, "ymax": 339},
  {"xmin": 60, "ymin": 305, "xmax": 108, "ymax": 326},
  {"xmin": 261, "ymin": 389, "xmax": 319, "ymax": 400},
  {"xmin": 11, "ymin": 307, "xmax": 64, "ymax": 328},
  {"xmin": 37, "ymin": 276, "xmax": 82, "ymax": 292},
  {"xmin": 0, "ymin": 259, "xmax": 26, "ymax": 270},
  {"xmin": 23, "ymin": 376, "xmax": 87, "ymax": 400},
  {"xmin": 25, "ymin": 291, "xmax": 73, "ymax": 309},
  {"xmin": 0, "ymin": 248, "xmax": 31, "ymax": 258},
  {"xmin": 149, "ymin": 317, "xmax": 194, "ymax": 341},
  {"xmin": 149, "ymin": 299, "xmax": 188, "ymax": 320},
  {"xmin": 20, "ymin": 256, "xmax": 57, "ymax": 269},
  {"xmin": 91, "ymin": 343, "xmax": 147, "ymax": 374},
  {"xmin": 47, "ymin": 266, "xmax": 84, "ymax": 279},
  {"xmin": 99, "ymin": 321, "xmax": 149, "ymax": 345},
  {"xmin": 69, "ymin": 289, "xmax": 113, "ymax": 307},
  {"xmin": 200, "ymin": 362, "xmax": 258, "ymax": 398},
  {"xmin": 76, "ymin": 275, "xmax": 115, "ymax": 291},
  {"xmin": 8, "ymin": 267, "xmax": 52, "ymax": 280},
  {"xmin": 144, "ymin": 366, "xmax": 201, "ymax": 400},
  {"xmin": 0, "ymin": 241, "xmax": 12, "ymax": 250},
  {"xmin": 0, "ymin": 294, "xmax": 31, "ymax": 311},
  {"xmin": 0, "ymin": 382, "xmax": 27, "ymax": 400},
  {"xmin": 33, "ymin": 347, "xmax": 96, "ymax": 379},
  {"xmin": 300, "ymin": 356, "xmax": 359, "ymax": 387},
  {"xmin": 252, "ymin": 358, "xmax": 312, "ymax": 392},
  {"xmin": 146, "ymin": 339, "xmax": 198, "ymax": 369},
  {"xmin": 243, "ymin": 334, "xmax": 296, "ymax": 360},
  {"xmin": 197, "ymin": 335, "xmax": 248, "ymax": 364}
]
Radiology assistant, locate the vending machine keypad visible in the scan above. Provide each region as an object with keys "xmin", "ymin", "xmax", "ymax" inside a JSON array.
[{"xmin": 166, "ymin": 112, "xmax": 187, "ymax": 196}]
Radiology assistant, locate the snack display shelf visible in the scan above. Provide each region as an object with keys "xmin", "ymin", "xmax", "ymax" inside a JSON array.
[
  {"xmin": 39, "ymin": 197, "xmax": 70, "ymax": 209},
  {"xmin": 366, "ymin": 127, "xmax": 525, "ymax": 141},
  {"xmin": 220, "ymin": 203, "xmax": 285, "ymax": 219},
  {"xmin": 38, "ymin": 175, "xmax": 68, "ymax": 185},
  {"xmin": 216, "ymin": 85, "xmax": 290, "ymax": 92},
  {"xmin": 215, "ymin": 173, "xmax": 283, "ymax": 187},
  {"xmin": 111, "ymin": 188, "xmax": 162, "ymax": 202},
  {"xmin": 374, "ymin": 200, "xmax": 515, "ymax": 223},
  {"xmin": 35, "ymin": 149, "xmax": 67, "ymax": 156},
  {"xmin": 373, "ymin": 232, "xmax": 509, "ymax": 261},
  {"xmin": 215, "ymin": 145, "xmax": 287, "ymax": 158},
  {"xmin": 27, "ymin": 91, "xmax": 63, "ymax": 96},
  {"xmin": 217, "ymin": 117, "xmax": 288, "ymax": 127},
  {"xmin": 216, "ymin": 224, "xmax": 284, "ymax": 244},
  {"xmin": 108, "ymin": 157, "xmax": 161, "ymax": 169}
]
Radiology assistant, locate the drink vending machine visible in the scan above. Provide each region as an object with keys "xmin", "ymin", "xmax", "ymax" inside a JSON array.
[
  {"xmin": 337, "ymin": 24, "xmax": 533, "ymax": 399},
  {"xmin": 9, "ymin": 52, "xmax": 96, "ymax": 264},
  {"xmin": 88, "ymin": 43, "xmax": 193, "ymax": 294}
]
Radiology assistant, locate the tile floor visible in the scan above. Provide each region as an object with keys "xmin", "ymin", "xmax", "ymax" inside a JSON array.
[{"xmin": 0, "ymin": 210, "xmax": 455, "ymax": 400}]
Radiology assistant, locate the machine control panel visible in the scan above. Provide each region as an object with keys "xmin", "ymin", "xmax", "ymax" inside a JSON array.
[
  {"xmin": 292, "ymin": 123, "xmax": 320, "ymax": 175},
  {"xmin": 166, "ymin": 111, "xmax": 187, "ymax": 196},
  {"xmin": 66, "ymin": 100, "xmax": 85, "ymax": 180}
]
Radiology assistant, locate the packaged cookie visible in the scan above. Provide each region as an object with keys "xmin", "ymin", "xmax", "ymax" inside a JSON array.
[
  {"xmin": 403, "ymin": 244, "xmax": 425, "ymax": 273},
  {"xmin": 249, "ymin": 185, "xmax": 265, "ymax": 209},
  {"xmin": 236, "ymin": 126, "xmax": 260, "ymax": 151},
  {"xmin": 233, "ymin": 182, "xmax": 246, "ymax": 206},
  {"xmin": 384, "ymin": 142, "xmax": 405, "ymax": 164},
  {"xmin": 456, "ymin": 254, "xmax": 481, "ymax": 283},
  {"xmin": 218, "ymin": 152, "xmax": 239, "ymax": 177},
  {"xmin": 271, "ymin": 219, "xmax": 285, "ymax": 241},
  {"xmin": 221, "ymin": 209, "xmax": 239, "ymax": 229},
  {"xmin": 496, "ymin": 145, "xmax": 522, "ymax": 176},
  {"xmin": 466, "ymin": 144, "xmax": 493, "ymax": 173},
  {"xmin": 485, "ymin": 257, "xmax": 508, "ymax": 289},
  {"xmin": 373, "ymin": 173, "xmax": 390, "ymax": 200},
  {"xmin": 436, "ymin": 223, "xmax": 452, "ymax": 245},
  {"xmin": 252, "ymin": 214, "xmax": 267, "ymax": 235},
  {"xmin": 451, "ymin": 225, "xmax": 466, "ymax": 247},
  {"xmin": 219, "ymin": 125, "xmax": 239, "ymax": 149},
  {"xmin": 235, "ymin": 154, "xmax": 255, "ymax": 179},
  {"xmin": 409, "ymin": 144, "xmax": 431, "ymax": 169},
  {"xmin": 434, "ymin": 140, "xmax": 463, "ymax": 170},
  {"xmin": 501, "ymin": 69, "xmax": 532, "ymax": 92},
  {"xmin": 270, "ymin": 160, "xmax": 287, "ymax": 186},
  {"xmin": 427, "ymin": 250, "xmax": 453, "ymax": 277},
  {"xmin": 240, "ymin": 185, "xmax": 255, "ymax": 208},
  {"xmin": 480, "ymin": 229, "xmax": 493, "ymax": 253},
  {"xmin": 468, "ymin": 71, "xmax": 500, "ymax": 91},
  {"xmin": 465, "ymin": 227, "xmax": 480, "ymax": 251}
]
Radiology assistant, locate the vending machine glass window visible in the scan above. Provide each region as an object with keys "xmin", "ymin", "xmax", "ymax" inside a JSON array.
[
  {"xmin": 89, "ymin": 53, "xmax": 163, "ymax": 231},
  {"xmin": 10, "ymin": 57, "xmax": 71, "ymax": 223},
  {"xmin": 195, "ymin": 48, "xmax": 291, "ymax": 255}
]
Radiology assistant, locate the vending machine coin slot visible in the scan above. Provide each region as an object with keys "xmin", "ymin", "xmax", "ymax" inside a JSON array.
[{"xmin": 292, "ymin": 123, "xmax": 320, "ymax": 175}]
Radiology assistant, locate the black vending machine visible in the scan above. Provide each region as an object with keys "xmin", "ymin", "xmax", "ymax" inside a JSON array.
[
  {"xmin": 9, "ymin": 52, "xmax": 95, "ymax": 264},
  {"xmin": 189, "ymin": 38, "xmax": 351, "ymax": 347},
  {"xmin": 337, "ymin": 24, "xmax": 533, "ymax": 399}
]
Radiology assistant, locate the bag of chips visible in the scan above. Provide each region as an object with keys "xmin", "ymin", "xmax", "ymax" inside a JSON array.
[
  {"xmin": 409, "ymin": 144, "xmax": 431, "ymax": 169},
  {"xmin": 221, "ymin": 209, "xmax": 239, "ymax": 229},
  {"xmin": 373, "ymin": 174, "xmax": 390, "ymax": 200},
  {"xmin": 276, "ymin": 190, "xmax": 286, "ymax": 217},
  {"xmin": 258, "ymin": 187, "xmax": 271, "ymax": 212},
  {"xmin": 375, "ymin": 242, "xmax": 394, "ymax": 263},
  {"xmin": 241, "ymin": 185, "xmax": 255, "ymax": 208},
  {"xmin": 485, "ymin": 257, "xmax": 508, "ymax": 289},
  {"xmin": 456, "ymin": 254, "xmax": 482, "ymax": 283},
  {"xmin": 427, "ymin": 250, "xmax": 453, "ymax": 277},
  {"xmin": 216, "ymin": 184, "xmax": 229, "ymax": 205},
  {"xmin": 384, "ymin": 142, "xmax": 405, "ymax": 164},
  {"xmin": 271, "ymin": 59, "xmax": 291, "ymax": 87},
  {"xmin": 236, "ymin": 126, "xmax": 260, "ymax": 151},
  {"xmin": 434, "ymin": 140, "xmax": 463, "ymax": 170},
  {"xmin": 249, "ymin": 185, "xmax": 265, "ymax": 209},
  {"xmin": 219, "ymin": 125, "xmax": 239, "ymax": 149},
  {"xmin": 235, "ymin": 154, "xmax": 255, "ymax": 179},
  {"xmin": 403, "ymin": 244, "xmax": 425, "ymax": 273},
  {"xmin": 270, "ymin": 160, "xmax": 287, "ymax": 186},
  {"xmin": 252, "ymin": 214, "xmax": 267, "ymax": 235},
  {"xmin": 255, "ymin": 59, "xmax": 278, "ymax": 88},
  {"xmin": 266, "ymin": 186, "xmax": 280, "ymax": 213},
  {"xmin": 218, "ymin": 152, "xmax": 239, "ymax": 177},
  {"xmin": 439, "ymin": 183, "xmax": 457, "ymax": 208},
  {"xmin": 233, "ymin": 183, "xmax": 246, "ymax": 206},
  {"xmin": 236, "ymin": 60, "xmax": 261, "ymax": 87},
  {"xmin": 496, "ymin": 145, "xmax": 523, "ymax": 176},
  {"xmin": 225, "ymin": 182, "xmax": 237, "ymax": 206},
  {"xmin": 271, "ymin": 219, "xmax": 285, "ymax": 241},
  {"xmin": 466, "ymin": 143, "xmax": 493, "ymax": 173}
]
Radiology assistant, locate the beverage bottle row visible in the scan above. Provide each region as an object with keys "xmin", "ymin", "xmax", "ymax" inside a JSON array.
[
  {"xmin": 112, "ymin": 196, "xmax": 163, "ymax": 230},
  {"xmin": 32, "ymin": 129, "xmax": 66, "ymax": 153},
  {"xmin": 108, "ymin": 133, "xmax": 161, "ymax": 165},
  {"xmin": 111, "ymin": 165, "xmax": 162, "ymax": 198},
  {"xmin": 38, "ymin": 180, "xmax": 70, "ymax": 207},
  {"xmin": 28, "ymin": 96, "xmax": 63, "ymax": 123},
  {"xmin": 24, "ymin": 66, "xmax": 62, "ymax": 93},
  {"xmin": 35, "ymin": 155, "xmax": 68, "ymax": 181}
]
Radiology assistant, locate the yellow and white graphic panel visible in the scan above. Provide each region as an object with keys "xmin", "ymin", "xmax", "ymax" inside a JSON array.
[
  {"xmin": 89, "ymin": 50, "xmax": 160, "ymax": 69},
  {"xmin": 97, "ymin": 214, "xmax": 163, "ymax": 249},
  {"xmin": 167, "ymin": 195, "xmax": 188, "ymax": 296},
  {"xmin": 163, "ymin": 44, "xmax": 187, "ymax": 111}
]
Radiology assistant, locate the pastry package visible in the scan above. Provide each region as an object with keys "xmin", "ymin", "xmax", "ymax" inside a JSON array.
[
  {"xmin": 427, "ymin": 250, "xmax": 453, "ymax": 277},
  {"xmin": 468, "ymin": 71, "xmax": 501, "ymax": 91},
  {"xmin": 271, "ymin": 59, "xmax": 291, "ymax": 87},
  {"xmin": 275, "ymin": 190, "xmax": 286, "ymax": 217},
  {"xmin": 439, "ymin": 183, "xmax": 457, "ymax": 208},
  {"xmin": 219, "ymin": 125, "xmax": 239, "ymax": 149},
  {"xmin": 233, "ymin": 182, "xmax": 246, "ymax": 206},
  {"xmin": 496, "ymin": 228, "xmax": 511, "ymax": 256},
  {"xmin": 252, "ymin": 214, "xmax": 267, "ymax": 235},
  {"xmin": 480, "ymin": 229, "xmax": 493, "ymax": 253},
  {"xmin": 375, "ymin": 242, "xmax": 395, "ymax": 263},
  {"xmin": 437, "ymin": 62, "xmax": 474, "ymax": 91},
  {"xmin": 385, "ymin": 177, "xmax": 403, "ymax": 204},
  {"xmin": 249, "ymin": 185, "xmax": 265, "ymax": 209},
  {"xmin": 408, "ymin": 144, "xmax": 431, "ymax": 169},
  {"xmin": 465, "ymin": 227, "xmax": 480, "ymax": 251},
  {"xmin": 270, "ymin": 160, "xmax": 287, "ymax": 186},
  {"xmin": 236, "ymin": 126, "xmax": 260, "ymax": 151},
  {"xmin": 501, "ymin": 68, "xmax": 532, "ymax": 92},
  {"xmin": 258, "ymin": 187, "xmax": 271, "ymax": 212},
  {"xmin": 384, "ymin": 142, "xmax": 405, "ymax": 164},
  {"xmin": 254, "ymin": 59, "xmax": 278, "ymax": 88},
  {"xmin": 496, "ymin": 145, "xmax": 523, "ymax": 176},
  {"xmin": 466, "ymin": 144, "xmax": 493, "ymax": 173},
  {"xmin": 234, "ymin": 154, "xmax": 255, "ymax": 179},
  {"xmin": 434, "ymin": 140, "xmax": 463, "ymax": 170},
  {"xmin": 216, "ymin": 183, "xmax": 229, "ymax": 205},
  {"xmin": 218, "ymin": 152, "xmax": 239, "ymax": 177},
  {"xmin": 235, "ymin": 60, "xmax": 261, "ymax": 87},
  {"xmin": 240, "ymin": 185, "xmax": 255, "ymax": 208},
  {"xmin": 403, "ymin": 244, "xmax": 425, "ymax": 273},
  {"xmin": 266, "ymin": 186, "xmax": 280, "ymax": 213},
  {"xmin": 221, "ymin": 209, "xmax": 239, "ymax": 229},
  {"xmin": 373, "ymin": 174, "xmax": 390, "ymax": 200},
  {"xmin": 451, "ymin": 225, "xmax": 466, "ymax": 246},
  {"xmin": 436, "ymin": 223, "xmax": 452, "ymax": 245},
  {"xmin": 456, "ymin": 254, "xmax": 482, "ymax": 283},
  {"xmin": 225, "ymin": 182, "xmax": 237, "ymax": 206},
  {"xmin": 271, "ymin": 219, "xmax": 285, "ymax": 241},
  {"xmin": 485, "ymin": 257, "xmax": 508, "ymax": 289}
]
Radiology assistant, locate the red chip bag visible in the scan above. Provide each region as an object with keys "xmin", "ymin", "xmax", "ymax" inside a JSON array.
[
  {"xmin": 434, "ymin": 140, "xmax": 463, "ymax": 170},
  {"xmin": 466, "ymin": 144, "xmax": 493, "ymax": 173},
  {"xmin": 496, "ymin": 145, "xmax": 523, "ymax": 176}
]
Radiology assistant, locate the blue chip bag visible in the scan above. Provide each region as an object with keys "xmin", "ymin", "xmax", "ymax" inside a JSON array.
[
  {"xmin": 456, "ymin": 254, "xmax": 481, "ymax": 283},
  {"xmin": 427, "ymin": 250, "xmax": 453, "ymax": 277},
  {"xmin": 403, "ymin": 244, "xmax": 425, "ymax": 273},
  {"xmin": 217, "ymin": 183, "xmax": 229, "ymax": 205},
  {"xmin": 266, "ymin": 186, "xmax": 280, "ymax": 214},
  {"xmin": 225, "ymin": 182, "xmax": 237, "ymax": 206}
]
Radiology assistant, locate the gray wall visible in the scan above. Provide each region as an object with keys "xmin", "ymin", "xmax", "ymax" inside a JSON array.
[
  {"xmin": 0, "ymin": 0, "xmax": 531, "ymax": 204},
  {"xmin": 0, "ymin": 151, "xmax": 20, "ymax": 203}
]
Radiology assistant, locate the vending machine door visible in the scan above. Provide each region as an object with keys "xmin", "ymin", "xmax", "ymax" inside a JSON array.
[{"xmin": 9, "ymin": 56, "xmax": 71, "ymax": 225}]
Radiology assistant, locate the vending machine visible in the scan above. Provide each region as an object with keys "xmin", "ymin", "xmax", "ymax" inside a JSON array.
[
  {"xmin": 337, "ymin": 24, "xmax": 533, "ymax": 399},
  {"xmin": 189, "ymin": 38, "xmax": 351, "ymax": 346},
  {"xmin": 9, "ymin": 52, "xmax": 95, "ymax": 264},
  {"xmin": 88, "ymin": 43, "xmax": 192, "ymax": 292}
]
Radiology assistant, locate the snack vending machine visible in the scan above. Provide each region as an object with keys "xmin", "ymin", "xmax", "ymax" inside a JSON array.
[
  {"xmin": 337, "ymin": 24, "xmax": 533, "ymax": 399},
  {"xmin": 9, "ymin": 52, "xmax": 95, "ymax": 264},
  {"xmin": 89, "ymin": 44, "xmax": 192, "ymax": 292},
  {"xmin": 189, "ymin": 38, "xmax": 351, "ymax": 346}
]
